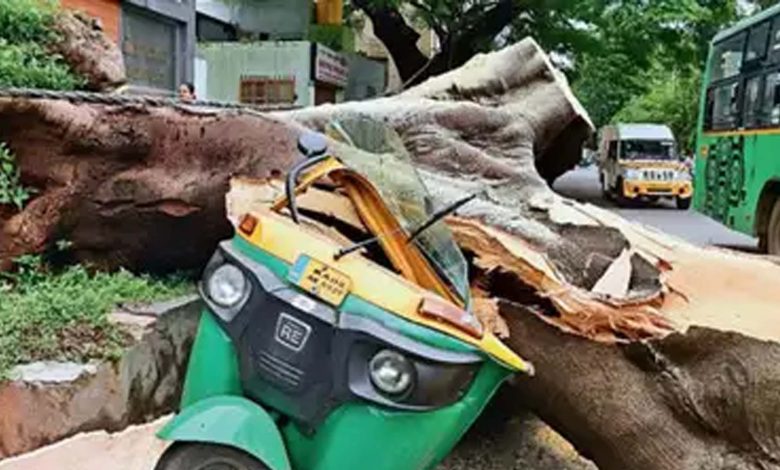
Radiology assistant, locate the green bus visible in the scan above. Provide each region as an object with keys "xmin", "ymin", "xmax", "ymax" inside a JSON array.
[{"xmin": 695, "ymin": 3, "xmax": 780, "ymax": 254}]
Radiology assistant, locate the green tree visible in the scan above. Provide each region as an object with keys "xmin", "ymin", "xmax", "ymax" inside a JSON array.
[
  {"xmin": 572, "ymin": 0, "xmax": 739, "ymax": 129},
  {"xmin": 0, "ymin": 0, "xmax": 82, "ymax": 89},
  {"xmin": 350, "ymin": 0, "xmax": 599, "ymax": 85},
  {"xmin": 351, "ymin": 0, "xmax": 740, "ymax": 138},
  {"xmin": 612, "ymin": 68, "xmax": 702, "ymax": 152}
]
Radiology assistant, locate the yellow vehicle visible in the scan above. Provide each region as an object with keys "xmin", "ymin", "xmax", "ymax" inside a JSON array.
[{"xmin": 598, "ymin": 123, "xmax": 693, "ymax": 209}]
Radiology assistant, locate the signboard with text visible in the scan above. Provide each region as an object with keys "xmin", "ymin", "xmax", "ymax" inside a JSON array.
[{"xmin": 314, "ymin": 44, "xmax": 348, "ymax": 88}]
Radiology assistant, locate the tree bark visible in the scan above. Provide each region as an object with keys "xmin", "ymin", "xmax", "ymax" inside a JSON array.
[
  {"xmin": 504, "ymin": 306, "xmax": 780, "ymax": 470},
  {"xmin": 351, "ymin": 0, "xmax": 429, "ymax": 83},
  {"xmin": 353, "ymin": 0, "xmax": 519, "ymax": 86}
]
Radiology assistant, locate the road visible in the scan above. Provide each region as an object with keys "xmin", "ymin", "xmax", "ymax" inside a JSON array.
[{"xmin": 553, "ymin": 166, "xmax": 757, "ymax": 250}]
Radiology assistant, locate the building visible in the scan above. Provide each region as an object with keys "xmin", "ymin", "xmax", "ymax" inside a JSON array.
[
  {"xmin": 61, "ymin": 0, "xmax": 196, "ymax": 93},
  {"xmin": 61, "ymin": 0, "xmax": 387, "ymax": 103},
  {"xmin": 199, "ymin": 41, "xmax": 370, "ymax": 107},
  {"xmin": 196, "ymin": 0, "xmax": 311, "ymax": 41},
  {"xmin": 195, "ymin": 0, "xmax": 386, "ymax": 107}
]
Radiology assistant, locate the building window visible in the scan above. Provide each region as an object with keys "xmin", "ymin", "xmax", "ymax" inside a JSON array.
[{"xmin": 239, "ymin": 76, "xmax": 296, "ymax": 105}]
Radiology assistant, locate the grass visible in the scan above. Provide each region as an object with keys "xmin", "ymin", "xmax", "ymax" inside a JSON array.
[{"xmin": 0, "ymin": 258, "xmax": 194, "ymax": 378}]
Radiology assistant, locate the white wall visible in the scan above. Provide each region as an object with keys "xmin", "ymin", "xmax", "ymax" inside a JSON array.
[
  {"xmin": 194, "ymin": 56, "xmax": 208, "ymax": 99},
  {"xmin": 198, "ymin": 41, "xmax": 313, "ymax": 106}
]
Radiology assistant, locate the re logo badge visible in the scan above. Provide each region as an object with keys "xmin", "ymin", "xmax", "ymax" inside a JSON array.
[{"xmin": 275, "ymin": 313, "xmax": 311, "ymax": 352}]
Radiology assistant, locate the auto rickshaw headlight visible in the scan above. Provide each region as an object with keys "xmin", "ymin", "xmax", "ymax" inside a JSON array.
[
  {"xmin": 369, "ymin": 349, "xmax": 415, "ymax": 396},
  {"xmin": 206, "ymin": 264, "xmax": 247, "ymax": 307}
]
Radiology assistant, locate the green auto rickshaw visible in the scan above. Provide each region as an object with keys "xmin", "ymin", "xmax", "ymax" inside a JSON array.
[{"xmin": 154, "ymin": 117, "xmax": 532, "ymax": 470}]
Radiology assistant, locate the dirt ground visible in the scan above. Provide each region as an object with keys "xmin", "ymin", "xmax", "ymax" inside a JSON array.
[{"xmin": 0, "ymin": 412, "xmax": 594, "ymax": 470}]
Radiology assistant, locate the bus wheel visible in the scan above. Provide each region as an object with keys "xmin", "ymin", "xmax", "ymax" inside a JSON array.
[
  {"xmin": 155, "ymin": 443, "xmax": 270, "ymax": 470},
  {"xmin": 768, "ymin": 199, "xmax": 780, "ymax": 256},
  {"xmin": 676, "ymin": 197, "xmax": 691, "ymax": 210}
]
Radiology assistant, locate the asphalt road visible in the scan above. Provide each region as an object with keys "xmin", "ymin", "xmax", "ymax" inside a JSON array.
[{"xmin": 553, "ymin": 166, "xmax": 758, "ymax": 250}]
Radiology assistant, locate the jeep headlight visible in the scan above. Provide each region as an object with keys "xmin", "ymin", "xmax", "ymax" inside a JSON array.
[
  {"xmin": 206, "ymin": 264, "xmax": 248, "ymax": 307},
  {"xmin": 677, "ymin": 171, "xmax": 691, "ymax": 181},
  {"xmin": 624, "ymin": 169, "xmax": 642, "ymax": 180}
]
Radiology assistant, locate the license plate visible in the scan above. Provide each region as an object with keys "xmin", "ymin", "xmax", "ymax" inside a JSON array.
[{"xmin": 288, "ymin": 255, "xmax": 351, "ymax": 306}]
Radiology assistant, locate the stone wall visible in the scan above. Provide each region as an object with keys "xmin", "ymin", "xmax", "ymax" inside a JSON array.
[{"xmin": 0, "ymin": 296, "xmax": 200, "ymax": 459}]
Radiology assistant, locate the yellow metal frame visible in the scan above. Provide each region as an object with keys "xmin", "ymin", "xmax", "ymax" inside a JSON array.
[{"xmin": 254, "ymin": 156, "xmax": 530, "ymax": 372}]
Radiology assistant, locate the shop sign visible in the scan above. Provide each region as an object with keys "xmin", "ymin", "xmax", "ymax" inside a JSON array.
[{"xmin": 314, "ymin": 44, "xmax": 348, "ymax": 88}]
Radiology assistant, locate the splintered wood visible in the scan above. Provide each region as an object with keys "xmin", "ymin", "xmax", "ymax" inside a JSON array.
[
  {"xmin": 227, "ymin": 176, "xmax": 780, "ymax": 345},
  {"xmin": 447, "ymin": 217, "xmax": 676, "ymax": 343}
]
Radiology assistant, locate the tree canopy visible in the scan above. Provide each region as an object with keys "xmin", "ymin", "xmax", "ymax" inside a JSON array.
[{"xmin": 352, "ymin": 0, "xmax": 745, "ymax": 148}]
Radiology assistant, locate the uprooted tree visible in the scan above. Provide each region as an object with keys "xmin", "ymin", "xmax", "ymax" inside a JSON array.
[{"xmin": 1, "ymin": 37, "xmax": 780, "ymax": 470}]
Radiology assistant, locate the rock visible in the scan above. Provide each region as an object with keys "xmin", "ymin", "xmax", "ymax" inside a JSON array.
[
  {"xmin": 0, "ymin": 296, "xmax": 200, "ymax": 459},
  {"xmin": 51, "ymin": 11, "xmax": 126, "ymax": 91},
  {"xmin": 8, "ymin": 361, "xmax": 98, "ymax": 383}
]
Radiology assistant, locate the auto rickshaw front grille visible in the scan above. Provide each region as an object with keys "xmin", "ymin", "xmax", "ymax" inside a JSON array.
[{"xmin": 255, "ymin": 350, "xmax": 304, "ymax": 388}]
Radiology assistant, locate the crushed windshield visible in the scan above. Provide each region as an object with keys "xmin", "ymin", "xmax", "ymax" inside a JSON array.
[
  {"xmin": 325, "ymin": 118, "xmax": 471, "ymax": 304},
  {"xmin": 620, "ymin": 140, "xmax": 676, "ymax": 161}
]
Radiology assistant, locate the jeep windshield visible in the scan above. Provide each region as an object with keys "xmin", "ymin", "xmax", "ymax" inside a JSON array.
[
  {"xmin": 325, "ymin": 118, "xmax": 471, "ymax": 305},
  {"xmin": 620, "ymin": 140, "xmax": 676, "ymax": 161}
]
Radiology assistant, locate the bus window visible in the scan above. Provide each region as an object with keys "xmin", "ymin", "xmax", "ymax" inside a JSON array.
[
  {"xmin": 743, "ymin": 75, "xmax": 763, "ymax": 128},
  {"xmin": 770, "ymin": 17, "xmax": 780, "ymax": 62},
  {"xmin": 711, "ymin": 33, "xmax": 746, "ymax": 81},
  {"xmin": 746, "ymin": 22, "xmax": 770, "ymax": 64},
  {"xmin": 711, "ymin": 82, "xmax": 740, "ymax": 130},
  {"xmin": 761, "ymin": 71, "xmax": 780, "ymax": 126},
  {"xmin": 705, "ymin": 88, "xmax": 715, "ymax": 129}
]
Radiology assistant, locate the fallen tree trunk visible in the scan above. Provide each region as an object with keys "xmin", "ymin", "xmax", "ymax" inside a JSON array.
[{"xmin": 1, "ymin": 38, "xmax": 780, "ymax": 470}]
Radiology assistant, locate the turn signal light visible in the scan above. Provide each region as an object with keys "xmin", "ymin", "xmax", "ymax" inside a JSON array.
[
  {"xmin": 419, "ymin": 296, "xmax": 484, "ymax": 338},
  {"xmin": 239, "ymin": 214, "xmax": 259, "ymax": 236}
]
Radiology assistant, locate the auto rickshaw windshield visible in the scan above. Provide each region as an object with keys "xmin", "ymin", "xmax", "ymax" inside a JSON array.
[{"xmin": 326, "ymin": 118, "xmax": 471, "ymax": 305}]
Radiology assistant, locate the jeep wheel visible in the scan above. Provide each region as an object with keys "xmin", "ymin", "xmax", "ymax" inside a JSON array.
[
  {"xmin": 676, "ymin": 197, "xmax": 691, "ymax": 210},
  {"xmin": 155, "ymin": 443, "xmax": 270, "ymax": 470}
]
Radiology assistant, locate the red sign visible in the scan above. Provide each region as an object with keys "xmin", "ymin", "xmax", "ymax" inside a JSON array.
[{"xmin": 314, "ymin": 44, "xmax": 348, "ymax": 88}]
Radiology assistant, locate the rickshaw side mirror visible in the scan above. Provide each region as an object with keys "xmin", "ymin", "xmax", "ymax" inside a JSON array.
[
  {"xmin": 297, "ymin": 131, "xmax": 328, "ymax": 159},
  {"xmin": 287, "ymin": 132, "xmax": 329, "ymax": 224}
]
